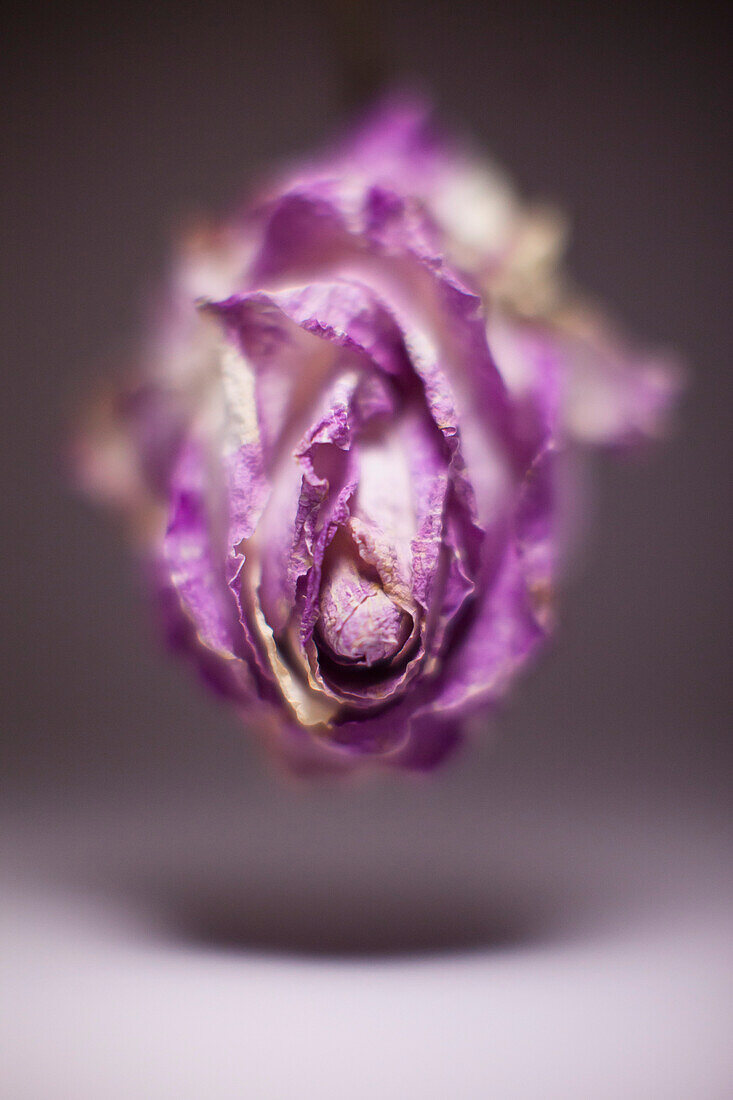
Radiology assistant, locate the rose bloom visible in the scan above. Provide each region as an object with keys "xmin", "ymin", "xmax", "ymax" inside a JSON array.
[{"xmin": 78, "ymin": 97, "xmax": 681, "ymax": 773}]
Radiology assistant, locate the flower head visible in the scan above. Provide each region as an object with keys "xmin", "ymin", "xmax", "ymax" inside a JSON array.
[{"xmin": 78, "ymin": 96, "xmax": 682, "ymax": 772}]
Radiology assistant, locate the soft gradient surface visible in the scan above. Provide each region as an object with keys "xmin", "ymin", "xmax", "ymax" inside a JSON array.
[{"xmin": 2, "ymin": 2, "xmax": 729, "ymax": 1096}]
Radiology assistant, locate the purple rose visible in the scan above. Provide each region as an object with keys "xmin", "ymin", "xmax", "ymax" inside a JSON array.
[{"xmin": 78, "ymin": 96, "xmax": 682, "ymax": 773}]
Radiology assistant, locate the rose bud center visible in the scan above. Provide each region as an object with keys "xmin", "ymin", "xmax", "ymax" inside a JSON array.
[{"xmin": 317, "ymin": 551, "xmax": 412, "ymax": 667}]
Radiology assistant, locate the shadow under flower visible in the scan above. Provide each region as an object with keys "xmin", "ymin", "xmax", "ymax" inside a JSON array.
[{"xmin": 126, "ymin": 869, "xmax": 573, "ymax": 959}]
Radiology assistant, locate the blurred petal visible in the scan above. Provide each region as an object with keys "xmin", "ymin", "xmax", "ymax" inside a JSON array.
[{"xmin": 551, "ymin": 307, "xmax": 684, "ymax": 447}]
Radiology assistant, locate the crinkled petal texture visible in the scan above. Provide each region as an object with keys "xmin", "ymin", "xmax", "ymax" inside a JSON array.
[{"xmin": 79, "ymin": 95, "xmax": 682, "ymax": 773}]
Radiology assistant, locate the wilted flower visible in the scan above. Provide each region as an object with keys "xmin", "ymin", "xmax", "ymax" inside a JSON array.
[{"xmin": 78, "ymin": 96, "xmax": 681, "ymax": 772}]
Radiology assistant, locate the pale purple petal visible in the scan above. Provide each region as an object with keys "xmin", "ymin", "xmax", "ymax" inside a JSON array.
[
  {"xmin": 553, "ymin": 317, "xmax": 683, "ymax": 447},
  {"xmin": 420, "ymin": 542, "xmax": 545, "ymax": 720}
]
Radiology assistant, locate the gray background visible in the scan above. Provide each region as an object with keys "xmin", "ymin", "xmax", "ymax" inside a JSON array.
[{"xmin": 2, "ymin": 2, "xmax": 731, "ymax": 1096}]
